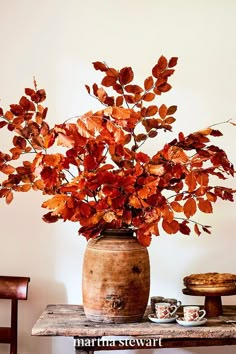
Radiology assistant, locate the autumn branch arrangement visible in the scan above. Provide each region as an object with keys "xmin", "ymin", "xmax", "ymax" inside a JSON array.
[{"xmin": 0, "ymin": 56, "xmax": 235, "ymax": 246}]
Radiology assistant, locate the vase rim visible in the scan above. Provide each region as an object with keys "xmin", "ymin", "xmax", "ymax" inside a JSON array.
[{"xmin": 101, "ymin": 228, "xmax": 134, "ymax": 235}]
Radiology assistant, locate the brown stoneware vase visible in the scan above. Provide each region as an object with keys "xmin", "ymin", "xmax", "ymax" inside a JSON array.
[{"xmin": 82, "ymin": 229, "xmax": 150, "ymax": 323}]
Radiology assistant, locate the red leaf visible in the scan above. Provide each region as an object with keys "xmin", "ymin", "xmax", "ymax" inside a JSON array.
[
  {"xmin": 210, "ymin": 129, "xmax": 223, "ymax": 137},
  {"xmin": 10, "ymin": 104, "xmax": 24, "ymax": 116},
  {"xmin": 42, "ymin": 211, "xmax": 59, "ymax": 223},
  {"xmin": 158, "ymin": 55, "xmax": 168, "ymax": 71},
  {"xmin": 85, "ymin": 85, "xmax": 90, "ymax": 94},
  {"xmin": 92, "ymin": 61, "xmax": 108, "ymax": 72},
  {"xmin": 119, "ymin": 67, "xmax": 134, "ymax": 85},
  {"xmin": 0, "ymin": 121, "xmax": 7, "ymax": 128},
  {"xmin": 168, "ymin": 57, "xmax": 178, "ymax": 68},
  {"xmin": 125, "ymin": 84, "xmax": 143, "ymax": 94},
  {"xmin": 101, "ymin": 75, "xmax": 117, "ymax": 87},
  {"xmin": 179, "ymin": 222, "xmax": 190, "ymax": 235},
  {"xmin": 194, "ymin": 224, "xmax": 201, "ymax": 236}
]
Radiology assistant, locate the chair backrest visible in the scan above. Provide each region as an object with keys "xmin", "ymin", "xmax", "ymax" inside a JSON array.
[{"xmin": 0, "ymin": 276, "xmax": 30, "ymax": 354}]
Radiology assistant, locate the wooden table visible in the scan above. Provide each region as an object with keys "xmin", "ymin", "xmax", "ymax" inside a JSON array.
[{"xmin": 32, "ymin": 305, "xmax": 236, "ymax": 353}]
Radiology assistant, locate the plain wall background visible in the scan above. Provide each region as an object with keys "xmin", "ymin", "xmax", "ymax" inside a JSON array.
[{"xmin": 0, "ymin": 1, "xmax": 235, "ymax": 353}]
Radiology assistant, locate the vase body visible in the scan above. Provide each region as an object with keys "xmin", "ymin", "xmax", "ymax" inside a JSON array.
[{"xmin": 82, "ymin": 229, "xmax": 150, "ymax": 323}]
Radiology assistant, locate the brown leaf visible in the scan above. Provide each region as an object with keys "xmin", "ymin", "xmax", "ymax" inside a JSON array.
[
  {"xmin": 183, "ymin": 198, "xmax": 197, "ymax": 218},
  {"xmin": 167, "ymin": 105, "xmax": 177, "ymax": 115},
  {"xmin": 198, "ymin": 198, "xmax": 213, "ymax": 213}
]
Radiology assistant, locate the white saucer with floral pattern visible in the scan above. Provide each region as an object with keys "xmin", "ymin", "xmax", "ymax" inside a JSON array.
[
  {"xmin": 148, "ymin": 314, "xmax": 178, "ymax": 323},
  {"xmin": 176, "ymin": 317, "xmax": 207, "ymax": 327}
]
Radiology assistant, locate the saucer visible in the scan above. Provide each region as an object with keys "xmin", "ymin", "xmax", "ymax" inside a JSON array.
[
  {"xmin": 148, "ymin": 314, "xmax": 178, "ymax": 323},
  {"xmin": 176, "ymin": 317, "xmax": 207, "ymax": 327}
]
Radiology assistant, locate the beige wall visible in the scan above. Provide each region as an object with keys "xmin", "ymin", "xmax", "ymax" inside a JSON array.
[{"xmin": 0, "ymin": 1, "xmax": 236, "ymax": 353}]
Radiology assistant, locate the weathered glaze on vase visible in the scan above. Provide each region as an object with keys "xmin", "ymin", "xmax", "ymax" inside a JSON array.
[{"xmin": 82, "ymin": 229, "xmax": 150, "ymax": 323}]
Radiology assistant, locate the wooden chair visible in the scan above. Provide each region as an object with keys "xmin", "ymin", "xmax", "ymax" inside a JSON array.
[{"xmin": 0, "ymin": 276, "xmax": 30, "ymax": 354}]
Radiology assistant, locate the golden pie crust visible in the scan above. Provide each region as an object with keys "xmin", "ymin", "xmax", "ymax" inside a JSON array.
[{"xmin": 183, "ymin": 272, "xmax": 236, "ymax": 293}]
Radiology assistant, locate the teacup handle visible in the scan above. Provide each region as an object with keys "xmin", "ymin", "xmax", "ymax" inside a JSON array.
[
  {"xmin": 198, "ymin": 309, "xmax": 206, "ymax": 320},
  {"xmin": 170, "ymin": 305, "xmax": 178, "ymax": 316},
  {"xmin": 176, "ymin": 300, "xmax": 182, "ymax": 307}
]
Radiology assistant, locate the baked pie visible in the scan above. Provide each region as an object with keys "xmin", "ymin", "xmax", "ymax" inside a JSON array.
[{"xmin": 183, "ymin": 272, "xmax": 236, "ymax": 293}]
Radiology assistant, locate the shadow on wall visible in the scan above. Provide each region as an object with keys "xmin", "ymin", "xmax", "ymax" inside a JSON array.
[{"xmin": 0, "ymin": 278, "xmax": 68, "ymax": 354}]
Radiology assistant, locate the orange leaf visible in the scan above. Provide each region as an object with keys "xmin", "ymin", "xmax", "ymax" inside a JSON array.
[
  {"xmin": 1, "ymin": 164, "xmax": 15, "ymax": 175},
  {"xmin": 142, "ymin": 93, "xmax": 155, "ymax": 102},
  {"xmin": 185, "ymin": 171, "xmax": 197, "ymax": 192},
  {"xmin": 159, "ymin": 104, "xmax": 167, "ymax": 119},
  {"xmin": 5, "ymin": 190, "xmax": 13, "ymax": 204},
  {"xmin": 183, "ymin": 198, "xmax": 197, "ymax": 218},
  {"xmin": 197, "ymin": 172, "xmax": 209, "ymax": 187},
  {"xmin": 97, "ymin": 87, "xmax": 107, "ymax": 102},
  {"xmin": 162, "ymin": 219, "xmax": 179, "ymax": 234},
  {"xmin": 170, "ymin": 201, "xmax": 183, "ymax": 212},
  {"xmin": 129, "ymin": 195, "xmax": 142, "ymax": 208},
  {"xmin": 144, "ymin": 76, "xmax": 154, "ymax": 90},
  {"xmin": 147, "ymin": 164, "xmax": 165, "ymax": 176},
  {"xmin": 198, "ymin": 198, "xmax": 213, "ymax": 213},
  {"xmin": 146, "ymin": 105, "xmax": 158, "ymax": 117},
  {"xmin": 43, "ymin": 154, "xmax": 62, "ymax": 167}
]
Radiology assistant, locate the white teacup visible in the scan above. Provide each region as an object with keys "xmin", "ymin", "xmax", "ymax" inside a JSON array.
[
  {"xmin": 155, "ymin": 302, "xmax": 178, "ymax": 319},
  {"xmin": 183, "ymin": 306, "xmax": 206, "ymax": 321},
  {"xmin": 151, "ymin": 296, "xmax": 165, "ymax": 313}
]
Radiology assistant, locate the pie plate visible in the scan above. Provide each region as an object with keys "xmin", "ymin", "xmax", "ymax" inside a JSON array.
[
  {"xmin": 148, "ymin": 314, "xmax": 178, "ymax": 323},
  {"xmin": 176, "ymin": 317, "xmax": 207, "ymax": 327}
]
